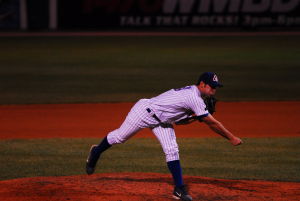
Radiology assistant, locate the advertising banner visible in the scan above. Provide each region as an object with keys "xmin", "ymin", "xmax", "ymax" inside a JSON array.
[{"xmin": 58, "ymin": 0, "xmax": 300, "ymax": 29}]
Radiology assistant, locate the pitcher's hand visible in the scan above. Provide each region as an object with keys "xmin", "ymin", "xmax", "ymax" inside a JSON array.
[{"xmin": 230, "ymin": 137, "xmax": 243, "ymax": 146}]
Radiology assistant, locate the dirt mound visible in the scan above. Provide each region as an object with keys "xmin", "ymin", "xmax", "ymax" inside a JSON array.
[{"xmin": 0, "ymin": 173, "xmax": 299, "ymax": 201}]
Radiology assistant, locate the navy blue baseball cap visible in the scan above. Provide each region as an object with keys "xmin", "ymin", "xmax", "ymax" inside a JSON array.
[{"xmin": 197, "ymin": 72, "xmax": 223, "ymax": 88}]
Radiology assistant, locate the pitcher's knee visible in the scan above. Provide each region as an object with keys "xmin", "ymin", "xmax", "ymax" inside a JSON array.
[
  {"xmin": 107, "ymin": 130, "xmax": 127, "ymax": 145},
  {"xmin": 165, "ymin": 151, "xmax": 179, "ymax": 162}
]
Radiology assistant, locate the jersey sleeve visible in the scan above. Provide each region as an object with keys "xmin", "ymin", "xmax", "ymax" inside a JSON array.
[{"xmin": 187, "ymin": 95, "xmax": 209, "ymax": 119}]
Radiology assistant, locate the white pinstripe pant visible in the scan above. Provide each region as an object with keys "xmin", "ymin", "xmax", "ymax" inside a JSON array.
[{"xmin": 107, "ymin": 99, "xmax": 179, "ymax": 162}]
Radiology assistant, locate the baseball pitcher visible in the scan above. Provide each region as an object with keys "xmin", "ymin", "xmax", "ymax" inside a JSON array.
[{"xmin": 86, "ymin": 72, "xmax": 243, "ymax": 201}]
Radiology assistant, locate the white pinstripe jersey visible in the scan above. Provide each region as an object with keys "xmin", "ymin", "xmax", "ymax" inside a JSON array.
[{"xmin": 148, "ymin": 85, "xmax": 209, "ymax": 123}]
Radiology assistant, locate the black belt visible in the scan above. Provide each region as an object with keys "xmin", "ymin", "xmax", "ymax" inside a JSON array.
[
  {"xmin": 146, "ymin": 108, "xmax": 173, "ymax": 128},
  {"xmin": 146, "ymin": 108, "xmax": 162, "ymax": 123}
]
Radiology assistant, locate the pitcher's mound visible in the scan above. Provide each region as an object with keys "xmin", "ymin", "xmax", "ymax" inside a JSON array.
[{"xmin": 0, "ymin": 172, "xmax": 299, "ymax": 201}]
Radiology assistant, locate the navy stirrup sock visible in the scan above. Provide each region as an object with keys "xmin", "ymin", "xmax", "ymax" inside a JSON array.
[
  {"xmin": 167, "ymin": 160, "xmax": 184, "ymax": 187},
  {"xmin": 95, "ymin": 136, "xmax": 112, "ymax": 154},
  {"xmin": 89, "ymin": 136, "xmax": 112, "ymax": 167}
]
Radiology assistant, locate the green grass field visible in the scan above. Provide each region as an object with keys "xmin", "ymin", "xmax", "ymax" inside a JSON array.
[
  {"xmin": 0, "ymin": 35, "xmax": 299, "ymax": 183},
  {"xmin": 0, "ymin": 138, "xmax": 299, "ymax": 182},
  {"xmin": 0, "ymin": 35, "xmax": 299, "ymax": 104}
]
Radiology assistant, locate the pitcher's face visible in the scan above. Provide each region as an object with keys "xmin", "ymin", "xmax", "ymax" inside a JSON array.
[{"xmin": 198, "ymin": 82, "xmax": 216, "ymax": 97}]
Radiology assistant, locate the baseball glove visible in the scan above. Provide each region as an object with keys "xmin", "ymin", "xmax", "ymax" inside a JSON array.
[
  {"xmin": 175, "ymin": 96, "xmax": 218, "ymax": 125},
  {"xmin": 203, "ymin": 96, "xmax": 218, "ymax": 115}
]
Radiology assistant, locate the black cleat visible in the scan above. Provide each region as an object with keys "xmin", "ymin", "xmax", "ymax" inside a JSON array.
[
  {"xmin": 86, "ymin": 145, "xmax": 99, "ymax": 175},
  {"xmin": 172, "ymin": 185, "xmax": 193, "ymax": 201}
]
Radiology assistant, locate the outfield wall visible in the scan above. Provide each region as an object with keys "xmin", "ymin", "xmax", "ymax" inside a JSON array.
[{"xmin": 1, "ymin": 0, "xmax": 300, "ymax": 31}]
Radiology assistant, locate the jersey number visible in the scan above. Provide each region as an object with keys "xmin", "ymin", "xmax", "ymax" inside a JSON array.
[{"xmin": 174, "ymin": 86, "xmax": 191, "ymax": 91}]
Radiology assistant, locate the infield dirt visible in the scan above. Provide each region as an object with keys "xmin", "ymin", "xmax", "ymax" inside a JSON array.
[
  {"xmin": 0, "ymin": 172, "xmax": 299, "ymax": 201},
  {"xmin": 0, "ymin": 101, "xmax": 299, "ymax": 201},
  {"xmin": 0, "ymin": 101, "xmax": 299, "ymax": 139}
]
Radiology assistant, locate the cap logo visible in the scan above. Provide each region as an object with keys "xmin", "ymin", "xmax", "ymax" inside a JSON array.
[{"xmin": 213, "ymin": 75, "xmax": 218, "ymax": 82}]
